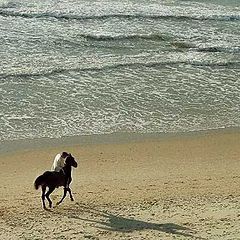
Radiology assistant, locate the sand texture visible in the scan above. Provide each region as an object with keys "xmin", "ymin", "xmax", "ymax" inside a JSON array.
[{"xmin": 0, "ymin": 130, "xmax": 240, "ymax": 239}]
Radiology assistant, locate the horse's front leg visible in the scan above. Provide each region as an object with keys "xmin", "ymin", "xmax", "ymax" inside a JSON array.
[
  {"xmin": 57, "ymin": 187, "xmax": 68, "ymax": 205},
  {"xmin": 67, "ymin": 187, "xmax": 74, "ymax": 201},
  {"xmin": 67, "ymin": 178, "xmax": 74, "ymax": 201}
]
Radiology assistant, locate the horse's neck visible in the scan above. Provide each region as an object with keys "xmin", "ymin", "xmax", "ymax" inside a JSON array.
[{"xmin": 62, "ymin": 165, "xmax": 72, "ymax": 177}]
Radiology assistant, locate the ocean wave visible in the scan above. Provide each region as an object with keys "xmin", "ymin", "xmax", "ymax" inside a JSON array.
[
  {"xmin": 65, "ymin": 33, "xmax": 240, "ymax": 54},
  {"xmin": 79, "ymin": 33, "xmax": 166, "ymax": 41},
  {"xmin": 0, "ymin": 61, "xmax": 239, "ymax": 79},
  {"xmin": 76, "ymin": 34, "xmax": 239, "ymax": 54},
  {"xmin": 79, "ymin": 34, "xmax": 195, "ymax": 49},
  {"xmin": 79, "ymin": 34, "xmax": 240, "ymax": 54},
  {"xmin": 196, "ymin": 46, "xmax": 240, "ymax": 53},
  {"xmin": 0, "ymin": 62, "xmax": 179, "ymax": 79},
  {"xmin": 0, "ymin": 10, "xmax": 239, "ymax": 22}
]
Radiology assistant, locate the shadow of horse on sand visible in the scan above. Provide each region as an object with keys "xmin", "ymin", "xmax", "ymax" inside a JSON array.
[{"xmin": 54, "ymin": 202, "xmax": 206, "ymax": 239}]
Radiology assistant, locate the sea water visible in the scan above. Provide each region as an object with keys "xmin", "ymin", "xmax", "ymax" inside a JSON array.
[{"xmin": 0, "ymin": 0, "xmax": 239, "ymax": 141}]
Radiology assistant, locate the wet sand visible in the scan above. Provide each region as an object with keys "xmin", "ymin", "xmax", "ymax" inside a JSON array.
[{"xmin": 0, "ymin": 129, "xmax": 240, "ymax": 239}]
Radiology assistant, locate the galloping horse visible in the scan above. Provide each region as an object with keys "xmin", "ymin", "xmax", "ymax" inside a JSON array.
[{"xmin": 34, "ymin": 154, "xmax": 77, "ymax": 209}]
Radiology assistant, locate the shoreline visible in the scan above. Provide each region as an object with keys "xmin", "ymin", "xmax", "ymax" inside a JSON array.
[{"xmin": 1, "ymin": 126, "xmax": 239, "ymax": 155}]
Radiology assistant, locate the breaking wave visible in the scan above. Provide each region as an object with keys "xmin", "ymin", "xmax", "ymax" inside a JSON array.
[
  {"xmin": 79, "ymin": 33, "xmax": 166, "ymax": 41},
  {"xmin": 0, "ymin": 10, "xmax": 239, "ymax": 22},
  {"xmin": 1, "ymin": 60, "xmax": 239, "ymax": 79}
]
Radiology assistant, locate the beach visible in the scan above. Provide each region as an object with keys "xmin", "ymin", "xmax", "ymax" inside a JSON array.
[
  {"xmin": 0, "ymin": 0, "xmax": 239, "ymax": 239},
  {"xmin": 0, "ymin": 129, "xmax": 239, "ymax": 239}
]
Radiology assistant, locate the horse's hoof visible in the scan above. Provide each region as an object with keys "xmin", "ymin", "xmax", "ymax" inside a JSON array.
[
  {"xmin": 56, "ymin": 202, "xmax": 60, "ymax": 205},
  {"xmin": 71, "ymin": 198, "xmax": 74, "ymax": 201}
]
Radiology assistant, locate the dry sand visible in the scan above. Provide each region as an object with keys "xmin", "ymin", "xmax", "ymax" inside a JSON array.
[{"xmin": 0, "ymin": 129, "xmax": 240, "ymax": 239}]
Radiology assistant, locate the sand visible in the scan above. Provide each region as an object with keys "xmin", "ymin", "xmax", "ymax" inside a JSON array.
[{"xmin": 0, "ymin": 129, "xmax": 240, "ymax": 239}]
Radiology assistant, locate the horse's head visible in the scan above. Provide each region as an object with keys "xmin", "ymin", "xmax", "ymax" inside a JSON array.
[{"xmin": 65, "ymin": 154, "xmax": 78, "ymax": 168}]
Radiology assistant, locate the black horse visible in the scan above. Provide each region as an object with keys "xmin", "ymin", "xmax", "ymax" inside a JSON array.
[{"xmin": 34, "ymin": 154, "xmax": 78, "ymax": 209}]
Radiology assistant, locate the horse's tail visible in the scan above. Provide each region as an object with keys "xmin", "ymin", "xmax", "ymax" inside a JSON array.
[{"xmin": 34, "ymin": 175, "xmax": 45, "ymax": 190}]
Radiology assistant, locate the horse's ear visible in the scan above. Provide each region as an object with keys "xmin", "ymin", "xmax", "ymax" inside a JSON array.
[{"xmin": 62, "ymin": 152, "xmax": 69, "ymax": 158}]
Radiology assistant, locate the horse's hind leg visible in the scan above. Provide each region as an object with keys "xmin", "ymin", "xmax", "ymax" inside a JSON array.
[
  {"xmin": 45, "ymin": 187, "xmax": 55, "ymax": 208},
  {"xmin": 41, "ymin": 185, "xmax": 47, "ymax": 209}
]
